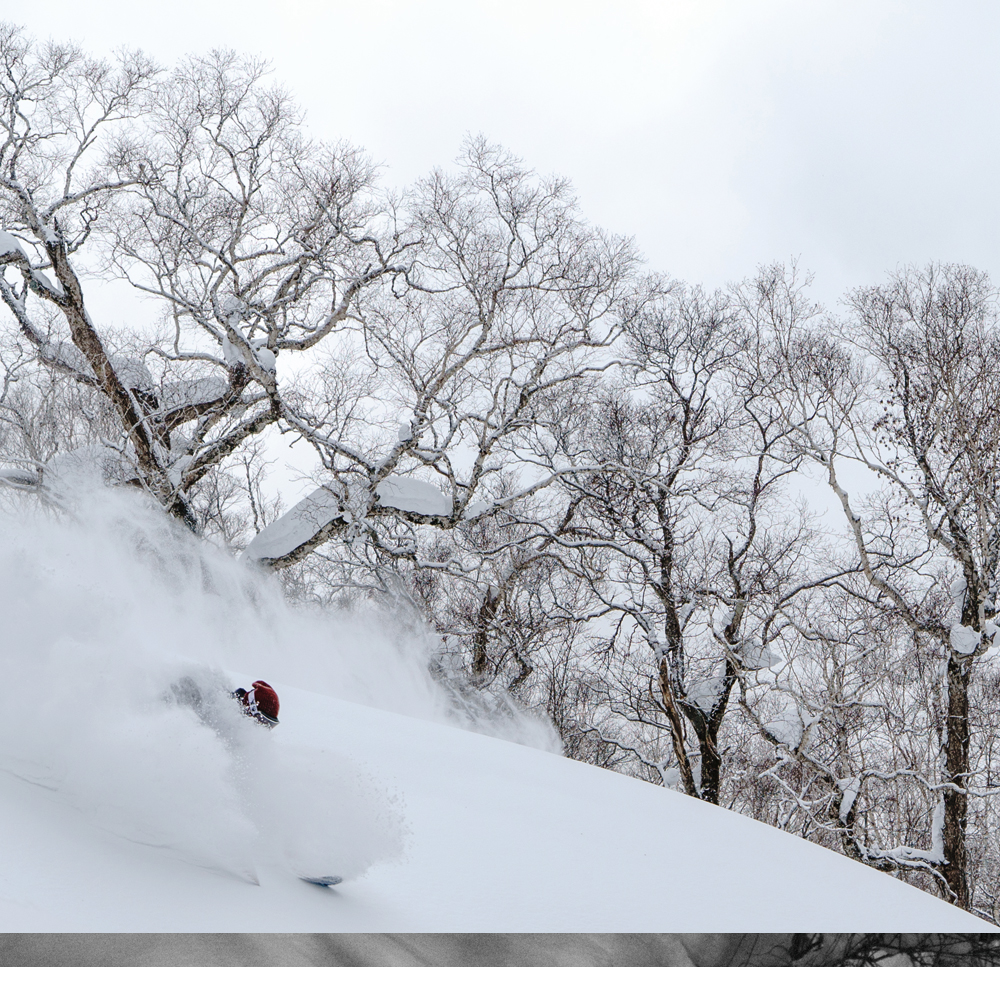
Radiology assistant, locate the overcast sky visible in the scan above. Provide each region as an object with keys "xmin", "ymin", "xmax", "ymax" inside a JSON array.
[{"xmin": 14, "ymin": 0, "xmax": 1000, "ymax": 311}]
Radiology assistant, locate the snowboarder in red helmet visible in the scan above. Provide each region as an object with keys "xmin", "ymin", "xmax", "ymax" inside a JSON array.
[{"xmin": 232, "ymin": 680, "xmax": 280, "ymax": 728}]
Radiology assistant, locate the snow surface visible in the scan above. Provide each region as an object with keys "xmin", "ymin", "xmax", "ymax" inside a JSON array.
[
  {"xmin": 28, "ymin": 268, "xmax": 59, "ymax": 295},
  {"xmin": 462, "ymin": 499, "xmax": 493, "ymax": 520},
  {"xmin": 950, "ymin": 623, "xmax": 981, "ymax": 655},
  {"xmin": 242, "ymin": 475, "xmax": 455, "ymax": 563},
  {"xmin": 375, "ymin": 474, "xmax": 452, "ymax": 517},
  {"xmin": 41, "ymin": 340, "xmax": 89, "ymax": 375},
  {"xmin": 0, "ymin": 488, "xmax": 991, "ymax": 933},
  {"xmin": 0, "ymin": 230, "xmax": 27, "ymax": 260},
  {"xmin": 241, "ymin": 487, "xmax": 344, "ymax": 562},
  {"xmin": 0, "ymin": 685, "xmax": 990, "ymax": 932},
  {"xmin": 250, "ymin": 337, "xmax": 277, "ymax": 372},
  {"xmin": 111, "ymin": 354, "xmax": 155, "ymax": 391},
  {"xmin": 159, "ymin": 376, "xmax": 229, "ymax": 410},
  {"xmin": 763, "ymin": 709, "xmax": 805, "ymax": 748}
]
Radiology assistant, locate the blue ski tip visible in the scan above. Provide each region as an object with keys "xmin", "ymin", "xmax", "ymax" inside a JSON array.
[{"xmin": 299, "ymin": 875, "xmax": 343, "ymax": 887}]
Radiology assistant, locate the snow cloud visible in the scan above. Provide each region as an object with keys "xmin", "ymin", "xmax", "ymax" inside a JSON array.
[{"xmin": 0, "ymin": 487, "xmax": 553, "ymax": 880}]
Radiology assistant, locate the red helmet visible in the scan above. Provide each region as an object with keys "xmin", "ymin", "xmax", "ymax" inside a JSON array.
[
  {"xmin": 236, "ymin": 681, "xmax": 279, "ymax": 727},
  {"xmin": 251, "ymin": 681, "xmax": 279, "ymax": 721}
]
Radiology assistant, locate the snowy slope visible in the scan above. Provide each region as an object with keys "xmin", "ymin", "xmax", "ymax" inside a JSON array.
[
  {"xmin": 0, "ymin": 683, "xmax": 989, "ymax": 933},
  {"xmin": 0, "ymin": 490, "xmax": 991, "ymax": 933}
]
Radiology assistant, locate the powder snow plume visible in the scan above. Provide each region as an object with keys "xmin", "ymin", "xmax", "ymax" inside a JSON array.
[{"xmin": 0, "ymin": 484, "xmax": 554, "ymax": 880}]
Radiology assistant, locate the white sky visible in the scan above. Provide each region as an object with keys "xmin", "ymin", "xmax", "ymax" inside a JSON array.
[
  {"xmin": 8, "ymin": 0, "xmax": 994, "ymax": 511},
  {"xmin": 15, "ymin": 0, "xmax": 1000, "ymax": 309}
]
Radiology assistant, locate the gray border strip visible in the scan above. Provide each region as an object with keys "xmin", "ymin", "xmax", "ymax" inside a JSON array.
[
  {"xmin": 1, "ymin": 933, "xmax": 999, "ymax": 966},
  {"xmin": 0, "ymin": 933, "xmax": 693, "ymax": 966}
]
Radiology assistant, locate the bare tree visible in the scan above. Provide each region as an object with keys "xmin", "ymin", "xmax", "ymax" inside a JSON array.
[
  {"xmin": 767, "ymin": 261, "xmax": 1000, "ymax": 910},
  {"xmin": 246, "ymin": 138, "xmax": 639, "ymax": 558},
  {"xmin": 0, "ymin": 27, "xmax": 639, "ymax": 585},
  {"xmin": 737, "ymin": 590, "xmax": 958, "ymax": 902},
  {"xmin": 531, "ymin": 281, "xmax": 821, "ymax": 803}
]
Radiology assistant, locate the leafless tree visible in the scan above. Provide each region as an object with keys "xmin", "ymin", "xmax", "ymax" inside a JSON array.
[
  {"xmin": 0, "ymin": 27, "xmax": 639, "ymax": 579},
  {"xmin": 764, "ymin": 261, "xmax": 1000, "ymax": 910},
  {"xmin": 524, "ymin": 280, "xmax": 828, "ymax": 803},
  {"xmin": 736, "ymin": 590, "xmax": 957, "ymax": 902}
]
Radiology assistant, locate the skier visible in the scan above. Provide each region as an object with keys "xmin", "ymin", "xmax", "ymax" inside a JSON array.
[
  {"xmin": 232, "ymin": 680, "xmax": 280, "ymax": 728},
  {"xmin": 169, "ymin": 672, "xmax": 340, "ymax": 886}
]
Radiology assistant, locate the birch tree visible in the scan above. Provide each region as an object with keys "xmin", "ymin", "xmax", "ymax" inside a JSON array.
[
  {"xmin": 534, "ymin": 282, "xmax": 816, "ymax": 802},
  {"xmin": 0, "ymin": 27, "xmax": 639, "ymax": 580},
  {"xmin": 738, "ymin": 592, "xmax": 955, "ymax": 899},
  {"xmin": 772, "ymin": 262, "xmax": 1000, "ymax": 910},
  {"xmin": 236, "ymin": 138, "xmax": 640, "ymax": 575}
]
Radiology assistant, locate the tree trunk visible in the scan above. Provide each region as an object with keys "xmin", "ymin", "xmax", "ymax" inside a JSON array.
[
  {"xmin": 683, "ymin": 668, "xmax": 737, "ymax": 805},
  {"xmin": 942, "ymin": 652, "xmax": 970, "ymax": 908},
  {"xmin": 696, "ymin": 725, "xmax": 722, "ymax": 805},
  {"xmin": 658, "ymin": 657, "xmax": 698, "ymax": 797},
  {"xmin": 471, "ymin": 585, "xmax": 502, "ymax": 677}
]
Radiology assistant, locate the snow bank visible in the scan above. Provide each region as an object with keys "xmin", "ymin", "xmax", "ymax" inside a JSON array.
[{"xmin": 0, "ymin": 486, "xmax": 554, "ymax": 887}]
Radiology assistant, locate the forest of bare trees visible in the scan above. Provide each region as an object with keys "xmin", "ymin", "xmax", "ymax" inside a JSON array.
[{"xmin": 3, "ymin": 26, "xmax": 1000, "ymax": 922}]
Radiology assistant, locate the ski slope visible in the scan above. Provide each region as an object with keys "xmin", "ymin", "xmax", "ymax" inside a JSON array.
[
  {"xmin": 0, "ymin": 491, "xmax": 991, "ymax": 933},
  {"xmin": 0, "ymin": 682, "xmax": 990, "ymax": 933}
]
